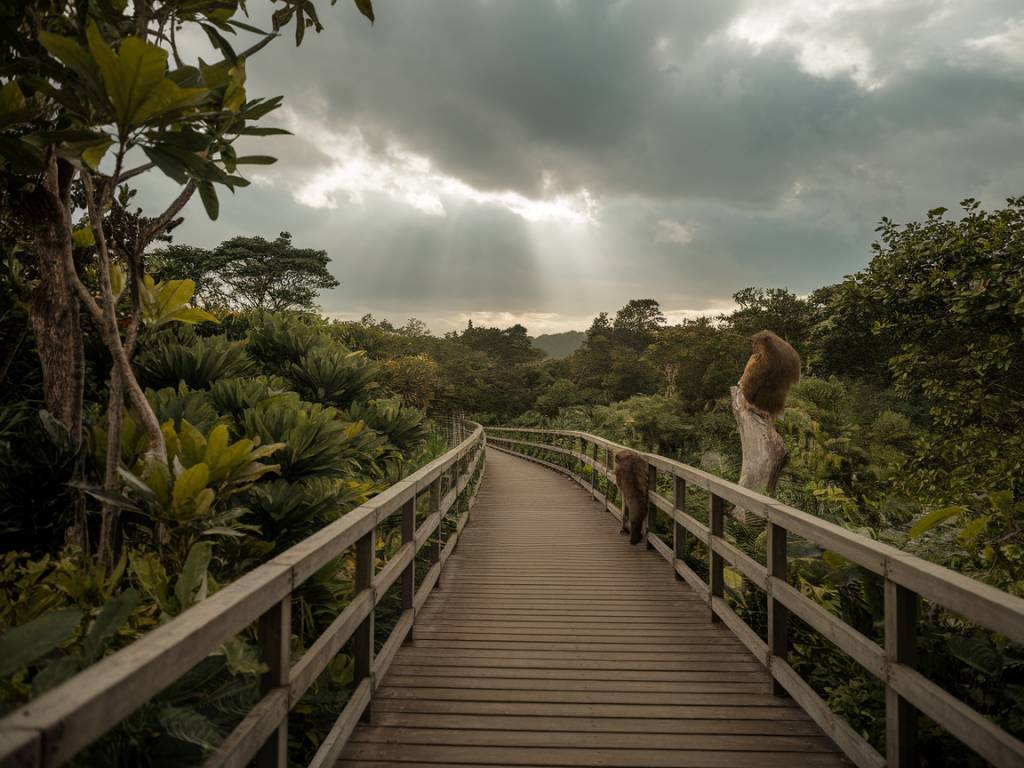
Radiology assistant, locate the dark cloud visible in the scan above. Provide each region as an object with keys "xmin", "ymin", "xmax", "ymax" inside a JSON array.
[{"xmin": 140, "ymin": 0, "xmax": 1024, "ymax": 332}]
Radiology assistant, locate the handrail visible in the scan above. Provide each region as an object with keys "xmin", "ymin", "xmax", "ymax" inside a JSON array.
[
  {"xmin": 0, "ymin": 424, "xmax": 487, "ymax": 768},
  {"xmin": 486, "ymin": 426, "xmax": 1024, "ymax": 768}
]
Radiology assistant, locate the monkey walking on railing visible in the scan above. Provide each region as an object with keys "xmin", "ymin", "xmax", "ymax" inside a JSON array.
[{"xmin": 614, "ymin": 450, "xmax": 649, "ymax": 545}]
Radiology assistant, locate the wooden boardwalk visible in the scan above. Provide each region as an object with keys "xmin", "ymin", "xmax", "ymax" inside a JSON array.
[{"xmin": 338, "ymin": 449, "xmax": 847, "ymax": 767}]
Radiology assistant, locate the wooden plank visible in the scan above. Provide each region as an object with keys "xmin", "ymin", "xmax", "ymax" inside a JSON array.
[
  {"xmin": 307, "ymin": 678, "xmax": 371, "ymax": 768},
  {"xmin": 203, "ymin": 687, "xmax": 288, "ymax": 768},
  {"xmin": 290, "ymin": 590, "xmax": 373, "ymax": 702},
  {"xmin": 367, "ymin": 711, "xmax": 829, "ymax": 736},
  {"xmin": 413, "ymin": 512, "xmax": 439, "ymax": 553},
  {"xmin": 372, "ymin": 610, "xmax": 415, "ymax": 688},
  {"xmin": 772, "ymin": 577, "xmax": 886, "ymax": 679},
  {"xmin": 889, "ymin": 663, "xmax": 1024, "ymax": 768},
  {"xmin": 771, "ymin": 659, "xmax": 885, "ymax": 768},
  {"xmin": 711, "ymin": 596, "xmax": 769, "ymax": 666},
  {"xmin": 711, "ymin": 536, "xmax": 768, "ymax": 590},
  {"xmin": 350, "ymin": 726, "xmax": 840, "ymax": 752},
  {"xmin": 0, "ymin": 729, "xmax": 38, "ymax": 768},
  {"xmin": 414, "ymin": 562, "xmax": 440, "ymax": 613},
  {"xmin": 338, "ymin": 743, "xmax": 848, "ymax": 766},
  {"xmin": 373, "ymin": 541, "xmax": 414, "ymax": 599}
]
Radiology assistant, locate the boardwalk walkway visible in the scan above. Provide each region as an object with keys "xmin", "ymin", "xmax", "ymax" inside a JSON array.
[{"xmin": 338, "ymin": 448, "xmax": 847, "ymax": 767}]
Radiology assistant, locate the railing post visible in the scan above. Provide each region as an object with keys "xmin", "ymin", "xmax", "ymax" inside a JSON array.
[
  {"xmin": 604, "ymin": 448, "xmax": 613, "ymax": 513},
  {"xmin": 430, "ymin": 477, "xmax": 442, "ymax": 588},
  {"xmin": 767, "ymin": 522, "xmax": 788, "ymax": 696},
  {"xmin": 885, "ymin": 579, "xmax": 918, "ymax": 767},
  {"xmin": 645, "ymin": 463, "xmax": 657, "ymax": 550},
  {"xmin": 256, "ymin": 597, "xmax": 290, "ymax": 768},
  {"xmin": 401, "ymin": 495, "xmax": 415, "ymax": 642},
  {"xmin": 589, "ymin": 442, "xmax": 598, "ymax": 497},
  {"xmin": 672, "ymin": 475, "xmax": 686, "ymax": 580},
  {"xmin": 709, "ymin": 493, "xmax": 725, "ymax": 622},
  {"xmin": 354, "ymin": 527, "xmax": 375, "ymax": 722}
]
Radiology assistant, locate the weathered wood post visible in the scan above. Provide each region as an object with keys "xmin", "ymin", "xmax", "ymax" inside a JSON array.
[
  {"xmin": 673, "ymin": 475, "xmax": 687, "ymax": 580},
  {"xmin": 709, "ymin": 493, "xmax": 725, "ymax": 623},
  {"xmin": 256, "ymin": 598, "xmax": 290, "ymax": 767},
  {"xmin": 353, "ymin": 528, "xmax": 375, "ymax": 722},
  {"xmin": 645, "ymin": 463, "xmax": 658, "ymax": 549},
  {"xmin": 885, "ymin": 580, "xmax": 919, "ymax": 766},
  {"xmin": 767, "ymin": 522, "xmax": 789, "ymax": 696},
  {"xmin": 400, "ymin": 495, "xmax": 415, "ymax": 643},
  {"xmin": 730, "ymin": 385, "xmax": 787, "ymax": 504}
]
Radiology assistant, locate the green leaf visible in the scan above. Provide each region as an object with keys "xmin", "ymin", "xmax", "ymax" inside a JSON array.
[
  {"xmin": 31, "ymin": 655, "xmax": 84, "ymax": 697},
  {"xmin": 0, "ymin": 608, "xmax": 83, "ymax": 677},
  {"xmin": 89, "ymin": 25, "xmax": 168, "ymax": 129},
  {"xmin": 81, "ymin": 139, "xmax": 112, "ymax": 169},
  {"xmin": 947, "ymin": 634, "xmax": 1001, "ymax": 676},
  {"xmin": 173, "ymin": 462, "xmax": 211, "ymax": 513},
  {"xmin": 199, "ymin": 181, "xmax": 219, "ymax": 220},
  {"xmin": 238, "ymin": 127, "xmax": 292, "ymax": 137},
  {"xmin": 130, "ymin": 551, "xmax": 172, "ymax": 612},
  {"xmin": 174, "ymin": 541, "xmax": 213, "ymax": 610},
  {"xmin": 173, "ymin": 306, "xmax": 219, "ymax": 324},
  {"xmin": 83, "ymin": 589, "xmax": 139, "ymax": 662},
  {"xmin": 221, "ymin": 637, "xmax": 267, "ymax": 675},
  {"xmin": 38, "ymin": 31, "xmax": 99, "ymax": 86},
  {"xmin": 234, "ymin": 155, "xmax": 277, "ymax": 165},
  {"xmin": 909, "ymin": 505, "xmax": 967, "ymax": 539},
  {"xmin": 354, "ymin": 0, "xmax": 375, "ymax": 24},
  {"xmin": 157, "ymin": 705, "xmax": 224, "ymax": 750},
  {"xmin": 143, "ymin": 145, "xmax": 190, "ymax": 184},
  {"xmin": 0, "ymin": 136, "xmax": 45, "ymax": 173}
]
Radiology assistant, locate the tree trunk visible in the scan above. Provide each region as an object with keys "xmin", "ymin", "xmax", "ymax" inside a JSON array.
[
  {"xmin": 28, "ymin": 199, "xmax": 85, "ymax": 443},
  {"xmin": 24, "ymin": 170, "xmax": 88, "ymax": 550},
  {"xmin": 731, "ymin": 385, "xmax": 787, "ymax": 515}
]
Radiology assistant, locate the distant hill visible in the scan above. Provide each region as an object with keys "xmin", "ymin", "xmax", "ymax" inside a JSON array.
[{"xmin": 532, "ymin": 331, "xmax": 585, "ymax": 359}]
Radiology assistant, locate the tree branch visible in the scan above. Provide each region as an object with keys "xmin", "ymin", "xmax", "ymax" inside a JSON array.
[{"xmin": 141, "ymin": 180, "xmax": 197, "ymax": 245}]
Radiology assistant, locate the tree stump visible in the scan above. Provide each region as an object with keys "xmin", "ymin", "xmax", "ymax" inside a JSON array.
[{"xmin": 730, "ymin": 385, "xmax": 787, "ymax": 506}]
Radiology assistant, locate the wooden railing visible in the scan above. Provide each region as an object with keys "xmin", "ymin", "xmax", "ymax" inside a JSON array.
[
  {"xmin": 486, "ymin": 426, "xmax": 1024, "ymax": 768},
  {"xmin": 0, "ymin": 424, "xmax": 486, "ymax": 768}
]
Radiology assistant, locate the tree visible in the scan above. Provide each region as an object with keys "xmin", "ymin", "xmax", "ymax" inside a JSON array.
[
  {"xmin": 157, "ymin": 232, "xmax": 338, "ymax": 312},
  {"xmin": 723, "ymin": 288, "xmax": 814, "ymax": 355},
  {"xmin": 0, "ymin": 0, "xmax": 375, "ymax": 550},
  {"xmin": 613, "ymin": 298, "xmax": 665, "ymax": 350},
  {"xmin": 644, "ymin": 318, "xmax": 748, "ymax": 410},
  {"xmin": 855, "ymin": 199, "xmax": 1024, "ymax": 501}
]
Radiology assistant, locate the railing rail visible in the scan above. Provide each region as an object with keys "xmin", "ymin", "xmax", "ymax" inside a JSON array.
[
  {"xmin": 486, "ymin": 426, "xmax": 1024, "ymax": 768},
  {"xmin": 0, "ymin": 424, "xmax": 487, "ymax": 768}
]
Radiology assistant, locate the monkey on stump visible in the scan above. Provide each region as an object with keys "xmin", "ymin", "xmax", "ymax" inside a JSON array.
[
  {"xmin": 614, "ymin": 450, "xmax": 649, "ymax": 545},
  {"xmin": 739, "ymin": 330, "xmax": 801, "ymax": 418}
]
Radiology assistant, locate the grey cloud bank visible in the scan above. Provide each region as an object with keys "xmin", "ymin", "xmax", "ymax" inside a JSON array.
[{"xmin": 141, "ymin": 0, "xmax": 1024, "ymax": 333}]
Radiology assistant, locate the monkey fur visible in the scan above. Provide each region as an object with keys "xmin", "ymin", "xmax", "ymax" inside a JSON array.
[
  {"xmin": 614, "ymin": 450, "xmax": 649, "ymax": 545},
  {"xmin": 738, "ymin": 330, "xmax": 801, "ymax": 418}
]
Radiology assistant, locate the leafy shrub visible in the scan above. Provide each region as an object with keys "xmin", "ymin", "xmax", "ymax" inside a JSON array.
[
  {"xmin": 147, "ymin": 385, "xmax": 219, "ymax": 433},
  {"xmin": 348, "ymin": 397, "xmax": 427, "ymax": 453},
  {"xmin": 208, "ymin": 376, "xmax": 292, "ymax": 422},
  {"xmin": 137, "ymin": 332, "xmax": 255, "ymax": 390},
  {"xmin": 241, "ymin": 401, "xmax": 383, "ymax": 480},
  {"xmin": 245, "ymin": 314, "xmax": 328, "ymax": 369},
  {"xmin": 287, "ymin": 347, "xmax": 378, "ymax": 408}
]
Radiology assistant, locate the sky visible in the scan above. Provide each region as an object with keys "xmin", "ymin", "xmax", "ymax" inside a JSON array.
[{"xmin": 137, "ymin": 0, "xmax": 1024, "ymax": 334}]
